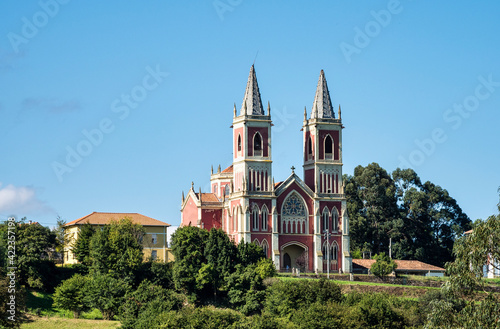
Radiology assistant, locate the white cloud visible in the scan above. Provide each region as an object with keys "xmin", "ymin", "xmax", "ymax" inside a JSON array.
[{"xmin": 0, "ymin": 183, "xmax": 54, "ymax": 217}]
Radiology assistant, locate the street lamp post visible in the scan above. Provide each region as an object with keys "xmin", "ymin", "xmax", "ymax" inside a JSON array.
[{"xmin": 323, "ymin": 229, "xmax": 332, "ymax": 279}]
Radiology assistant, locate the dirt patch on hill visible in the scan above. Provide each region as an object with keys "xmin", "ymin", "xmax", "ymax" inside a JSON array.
[{"xmin": 340, "ymin": 284, "xmax": 430, "ymax": 298}]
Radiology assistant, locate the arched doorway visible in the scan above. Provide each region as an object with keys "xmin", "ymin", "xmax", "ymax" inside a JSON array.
[
  {"xmin": 283, "ymin": 253, "xmax": 291, "ymax": 271},
  {"xmin": 281, "ymin": 243, "xmax": 308, "ymax": 272}
]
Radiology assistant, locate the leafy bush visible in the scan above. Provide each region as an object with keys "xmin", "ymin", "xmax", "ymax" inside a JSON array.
[
  {"xmin": 84, "ymin": 273, "xmax": 129, "ymax": 320},
  {"xmin": 151, "ymin": 306, "xmax": 243, "ymax": 329},
  {"xmin": 346, "ymin": 292, "xmax": 406, "ymax": 329},
  {"xmin": 265, "ymin": 278, "xmax": 342, "ymax": 317},
  {"xmin": 119, "ymin": 279, "xmax": 184, "ymax": 329},
  {"xmin": 53, "ymin": 274, "xmax": 90, "ymax": 318},
  {"xmin": 225, "ymin": 264, "xmax": 266, "ymax": 315},
  {"xmin": 370, "ymin": 252, "xmax": 397, "ymax": 277}
]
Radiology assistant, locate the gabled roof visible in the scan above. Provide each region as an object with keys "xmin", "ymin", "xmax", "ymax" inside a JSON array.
[
  {"xmin": 352, "ymin": 259, "xmax": 445, "ymax": 272},
  {"xmin": 222, "ymin": 165, "xmax": 233, "ymax": 173},
  {"xmin": 241, "ymin": 65, "xmax": 264, "ymax": 116},
  {"xmin": 311, "ymin": 69, "xmax": 334, "ymax": 119},
  {"xmin": 65, "ymin": 212, "xmax": 170, "ymax": 227},
  {"xmin": 275, "ymin": 172, "xmax": 315, "ymax": 198}
]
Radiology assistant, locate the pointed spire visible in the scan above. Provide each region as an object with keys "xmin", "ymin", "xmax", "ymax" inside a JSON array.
[
  {"xmin": 217, "ymin": 164, "xmax": 221, "ymax": 173},
  {"xmin": 338, "ymin": 104, "xmax": 341, "ymax": 120},
  {"xmin": 211, "ymin": 165, "xmax": 213, "ymax": 174},
  {"xmin": 241, "ymin": 65, "xmax": 264, "ymax": 116},
  {"xmin": 311, "ymin": 70, "xmax": 334, "ymax": 119},
  {"xmin": 267, "ymin": 101, "xmax": 271, "ymax": 116},
  {"xmin": 233, "ymin": 103, "xmax": 237, "ymax": 117},
  {"xmin": 182, "ymin": 191, "xmax": 185, "ymax": 203},
  {"xmin": 191, "ymin": 181, "xmax": 194, "ymax": 190},
  {"xmin": 304, "ymin": 106, "xmax": 307, "ymax": 121}
]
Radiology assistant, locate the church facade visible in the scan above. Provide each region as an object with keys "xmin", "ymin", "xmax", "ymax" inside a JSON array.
[{"xmin": 181, "ymin": 66, "xmax": 352, "ymax": 273}]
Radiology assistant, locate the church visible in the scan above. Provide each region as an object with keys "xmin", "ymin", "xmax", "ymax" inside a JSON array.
[{"xmin": 181, "ymin": 66, "xmax": 352, "ymax": 273}]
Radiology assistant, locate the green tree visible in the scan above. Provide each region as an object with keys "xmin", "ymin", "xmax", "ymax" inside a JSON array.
[
  {"xmin": 225, "ymin": 264, "xmax": 267, "ymax": 315},
  {"xmin": 237, "ymin": 240, "xmax": 264, "ymax": 266},
  {"xmin": 370, "ymin": 252, "xmax": 397, "ymax": 277},
  {"xmin": 203, "ymin": 228, "xmax": 237, "ymax": 300},
  {"xmin": 89, "ymin": 218, "xmax": 145, "ymax": 280},
  {"xmin": 51, "ymin": 217, "xmax": 66, "ymax": 262},
  {"xmin": 392, "ymin": 168, "xmax": 471, "ymax": 266},
  {"xmin": 171, "ymin": 226, "xmax": 209, "ymax": 302},
  {"xmin": 425, "ymin": 191, "xmax": 500, "ymax": 328},
  {"xmin": 72, "ymin": 222, "xmax": 95, "ymax": 267},
  {"xmin": 84, "ymin": 273, "xmax": 129, "ymax": 320},
  {"xmin": 344, "ymin": 163, "xmax": 400, "ymax": 254},
  {"xmin": 53, "ymin": 274, "xmax": 90, "ymax": 318},
  {"xmin": 4, "ymin": 219, "xmax": 57, "ymax": 290},
  {"xmin": 119, "ymin": 279, "xmax": 183, "ymax": 329},
  {"xmin": 446, "ymin": 214, "xmax": 500, "ymax": 294}
]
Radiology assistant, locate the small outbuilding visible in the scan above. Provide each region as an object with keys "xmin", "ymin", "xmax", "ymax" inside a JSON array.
[{"xmin": 352, "ymin": 259, "xmax": 445, "ymax": 277}]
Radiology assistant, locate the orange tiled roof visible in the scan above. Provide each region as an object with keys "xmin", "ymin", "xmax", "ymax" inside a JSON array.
[
  {"xmin": 65, "ymin": 212, "xmax": 170, "ymax": 227},
  {"xmin": 274, "ymin": 181, "xmax": 283, "ymax": 188},
  {"xmin": 222, "ymin": 165, "xmax": 233, "ymax": 173},
  {"xmin": 196, "ymin": 193, "xmax": 220, "ymax": 202},
  {"xmin": 352, "ymin": 259, "xmax": 445, "ymax": 272}
]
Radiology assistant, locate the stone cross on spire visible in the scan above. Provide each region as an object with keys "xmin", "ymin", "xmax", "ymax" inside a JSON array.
[
  {"xmin": 311, "ymin": 69, "xmax": 334, "ymax": 119},
  {"xmin": 240, "ymin": 65, "xmax": 264, "ymax": 116}
]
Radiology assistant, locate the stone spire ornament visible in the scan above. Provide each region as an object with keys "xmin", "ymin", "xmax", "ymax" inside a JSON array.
[
  {"xmin": 311, "ymin": 70, "xmax": 334, "ymax": 119},
  {"xmin": 241, "ymin": 65, "xmax": 264, "ymax": 116}
]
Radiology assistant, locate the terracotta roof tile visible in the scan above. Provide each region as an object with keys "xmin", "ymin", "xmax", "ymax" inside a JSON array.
[
  {"xmin": 65, "ymin": 212, "xmax": 170, "ymax": 227},
  {"xmin": 274, "ymin": 181, "xmax": 283, "ymax": 188},
  {"xmin": 352, "ymin": 259, "xmax": 445, "ymax": 272},
  {"xmin": 196, "ymin": 193, "xmax": 220, "ymax": 202},
  {"xmin": 222, "ymin": 165, "xmax": 233, "ymax": 173}
]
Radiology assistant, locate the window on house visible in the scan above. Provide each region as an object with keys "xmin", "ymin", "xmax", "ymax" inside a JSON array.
[
  {"xmin": 252, "ymin": 207, "xmax": 259, "ymax": 231},
  {"xmin": 325, "ymin": 135, "xmax": 333, "ymax": 159},
  {"xmin": 331, "ymin": 244, "xmax": 338, "ymax": 261},
  {"xmin": 254, "ymin": 133, "xmax": 262, "ymax": 156},
  {"xmin": 322, "ymin": 209, "xmax": 329, "ymax": 232},
  {"xmin": 262, "ymin": 240, "xmax": 268, "ymax": 257},
  {"xmin": 332, "ymin": 208, "xmax": 339, "ymax": 231},
  {"xmin": 152, "ymin": 234, "xmax": 157, "ymax": 245},
  {"xmin": 261, "ymin": 207, "xmax": 268, "ymax": 231},
  {"xmin": 151, "ymin": 250, "xmax": 157, "ymax": 261}
]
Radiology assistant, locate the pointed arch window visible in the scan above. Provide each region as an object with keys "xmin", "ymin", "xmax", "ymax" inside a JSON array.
[
  {"xmin": 307, "ymin": 136, "xmax": 312, "ymax": 160},
  {"xmin": 261, "ymin": 206, "xmax": 268, "ymax": 231},
  {"xmin": 331, "ymin": 243, "xmax": 338, "ymax": 261},
  {"xmin": 332, "ymin": 207, "xmax": 339, "ymax": 231},
  {"xmin": 322, "ymin": 208, "xmax": 330, "ymax": 232},
  {"xmin": 224, "ymin": 184, "xmax": 230, "ymax": 196},
  {"xmin": 253, "ymin": 133, "xmax": 262, "ymax": 157},
  {"xmin": 252, "ymin": 206, "xmax": 259, "ymax": 231},
  {"xmin": 282, "ymin": 192, "xmax": 308, "ymax": 234},
  {"xmin": 324, "ymin": 135, "xmax": 333, "ymax": 159},
  {"xmin": 237, "ymin": 134, "xmax": 242, "ymax": 154},
  {"xmin": 261, "ymin": 240, "xmax": 269, "ymax": 258}
]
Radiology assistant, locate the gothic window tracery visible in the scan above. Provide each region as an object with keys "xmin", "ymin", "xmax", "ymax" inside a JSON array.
[{"xmin": 281, "ymin": 192, "xmax": 307, "ymax": 234}]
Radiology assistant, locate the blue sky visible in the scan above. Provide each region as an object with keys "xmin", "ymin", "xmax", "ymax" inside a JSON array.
[{"xmin": 1, "ymin": 1, "xmax": 499, "ymax": 228}]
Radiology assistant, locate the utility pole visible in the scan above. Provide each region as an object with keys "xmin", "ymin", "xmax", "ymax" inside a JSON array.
[{"xmin": 389, "ymin": 238, "xmax": 392, "ymax": 259}]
